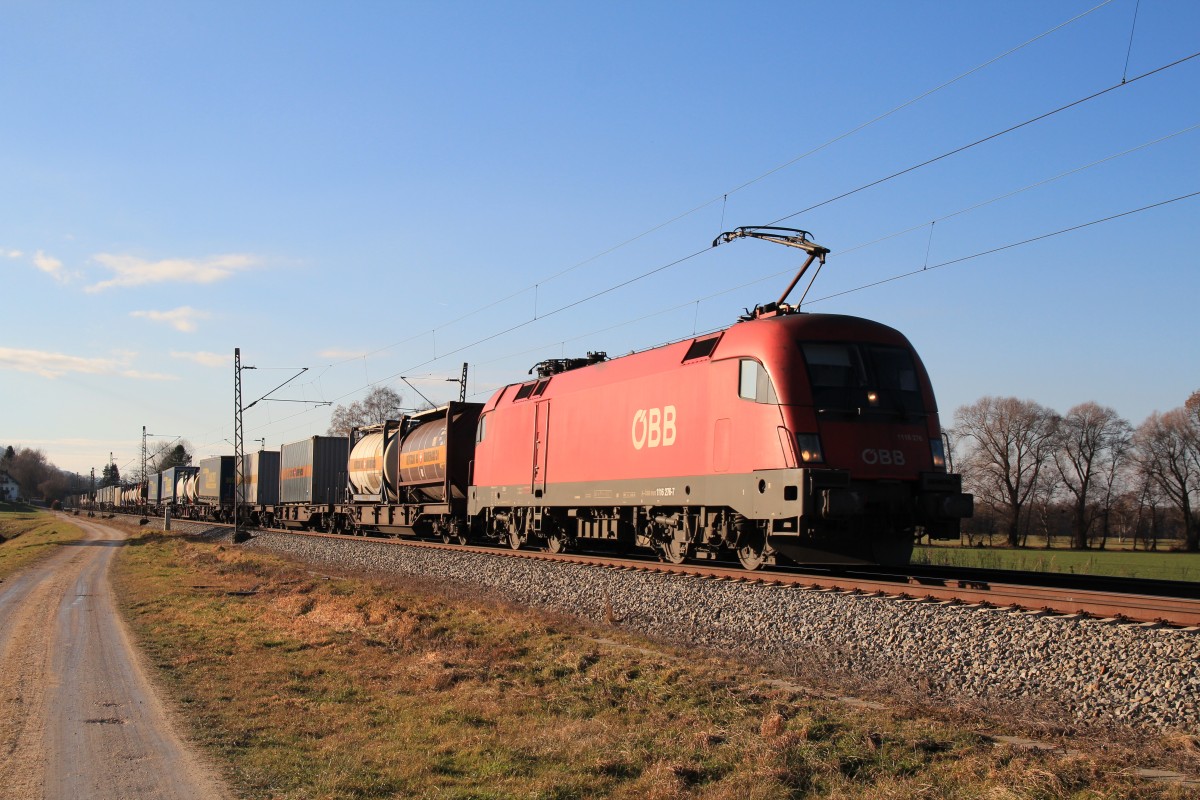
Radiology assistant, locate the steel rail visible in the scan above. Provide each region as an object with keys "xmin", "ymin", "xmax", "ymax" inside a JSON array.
[{"xmin": 244, "ymin": 527, "xmax": 1200, "ymax": 628}]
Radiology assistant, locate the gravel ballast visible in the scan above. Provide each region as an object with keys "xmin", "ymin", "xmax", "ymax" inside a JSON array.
[{"xmin": 173, "ymin": 522, "xmax": 1199, "ymax": 734}]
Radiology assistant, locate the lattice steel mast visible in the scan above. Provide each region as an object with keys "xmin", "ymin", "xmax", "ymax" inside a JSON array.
[{"xmin": 233, "ymin": 347, "xmax": 248, "ymax": 542}]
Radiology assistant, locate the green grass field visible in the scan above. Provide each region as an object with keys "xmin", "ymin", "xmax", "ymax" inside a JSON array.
[{"xmin": 913, "ymin": 543, "xmax": 1200, "ymax": 582}]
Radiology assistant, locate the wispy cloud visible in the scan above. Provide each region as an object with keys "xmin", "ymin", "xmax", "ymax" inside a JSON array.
[
  {"xmin": 171, "ymin": 350, "xmax": 228, "ymax": 368},
  {"xmin": 0, "ymin": 347, "xmax": 178, "ymax": 380},
  {"xmin": 317, "ymin": 347, "xmax": 368, "ymax": 360},
  {"xmin": 86, "ymin": 253, "xmax": 259, "ymax": 292},
  {"xmin": 4, "ymin": 249, "xmax": 22, "ymax": 259},
  {"xmin": 130, "ymin": 306, "xmax": 211, "ymax": 333},
  {"xmin": 33, "ymin": 250, "xmax": 69, "ymax": 283}
]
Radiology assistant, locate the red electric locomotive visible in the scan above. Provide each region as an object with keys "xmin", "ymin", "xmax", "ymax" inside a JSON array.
[{"xmin": 468, "ymin": 228, "xmax": 972, "ymax": 567}]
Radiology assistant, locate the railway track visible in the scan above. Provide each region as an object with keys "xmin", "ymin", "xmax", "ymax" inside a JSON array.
[{"xmin": 124, "ymin": 513, "xmax": 1200, "ymax": 628}]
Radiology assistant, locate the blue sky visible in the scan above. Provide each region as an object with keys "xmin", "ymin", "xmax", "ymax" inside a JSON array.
[{"xmin": 2, "ymin": 0, "xmax": 1198, "ymax": 476}]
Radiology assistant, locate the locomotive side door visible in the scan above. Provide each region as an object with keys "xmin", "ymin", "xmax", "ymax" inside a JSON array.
[{"xmin": 532, "ymin": 400, "xmax": 550, "ymax": 497}]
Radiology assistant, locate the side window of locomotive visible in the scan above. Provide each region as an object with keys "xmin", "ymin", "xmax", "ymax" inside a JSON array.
[
  {"xmin": 738, "ymin": 359, "xmax": 778, "ymax": 404},
  {"xmin": 475, "ymin": 414, "xmax": 488, "ymax": 443}
]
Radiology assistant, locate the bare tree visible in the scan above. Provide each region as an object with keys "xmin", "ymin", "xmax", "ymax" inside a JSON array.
[
  {"xmin": 327, "ymin": 386, "xmax": 404, "ymax": 436},
  {"xmin": 1053, "ymin": 402, "xmax": 1132, "ymax": 549},
  {"xmin": 152, "ymin": 440, "xmax": 194, "ymax": 471},
  {"xmin": 37, "ymin": 470, "xmax": 70, "ymax": 503},
  {"xmin": 7, "ymin": 448, "xmax": 52, "ymax": 500},
  {"xmin": 1133, "ymin": 408, "xmax": 1200, "ymax": 551},
  {"xmin": 1123, "ymin": 470, "xmax": 1165, "ymax": 551},
  {"xmin": 954, "ymin": 396, "xmax": 1060, "ymax": 547}
]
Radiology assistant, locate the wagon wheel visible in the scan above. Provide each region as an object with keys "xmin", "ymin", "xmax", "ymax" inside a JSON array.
[
  {"xmin": 736, "ymin": 538, "xmax": 769, "ymax": 571},
  {"xmin": 440, "ymin": 526, "xmax": 453, "ymax": 544},
  {"xmin": 545, "ymin": 532, "xmax": 567, "ymax": 554},
  {"xmin": 507, "ymin": 528, "xmax": 523, "ymax": 550},
  {"xmin": 659, "ymin": 538, "xmax": 690, "ymax": 565}
]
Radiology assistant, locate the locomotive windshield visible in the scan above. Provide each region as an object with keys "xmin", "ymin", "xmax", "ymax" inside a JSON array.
[{"xmin": 800, "ymin": 342, "xmax": 925, "ymax": 416}]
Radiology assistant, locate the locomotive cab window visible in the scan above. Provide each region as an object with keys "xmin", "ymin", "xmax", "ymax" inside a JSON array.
[
  {"xmin": 476, "ymin": 413, "xmax": 488, "ymax": 443},
  {"xmin": 738, "ymin": 359, "xmax": 778, "ymax": 404},
  {"xmin": 801, "ymin": 342, "xmax": 924, "ymax": 415}
]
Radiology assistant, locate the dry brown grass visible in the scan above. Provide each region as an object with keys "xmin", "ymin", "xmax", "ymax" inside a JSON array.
[
  {"xmin": 111, "ymin": 530, "xmax": 1196, "ymax": 799},
  {"xmin": 0, "ymin": 509, "xmax": 85, "ymax": 581}
]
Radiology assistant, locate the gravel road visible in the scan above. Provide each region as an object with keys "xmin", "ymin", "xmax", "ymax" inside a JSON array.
[{"xmin": 0, "ymin": 517, "xmax": 229, "ymax": 800}]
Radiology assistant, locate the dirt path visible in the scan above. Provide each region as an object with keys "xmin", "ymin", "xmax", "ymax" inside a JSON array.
[{"xmin": 0, "ymin": 517, "xmax": 230, "ymax": 800}]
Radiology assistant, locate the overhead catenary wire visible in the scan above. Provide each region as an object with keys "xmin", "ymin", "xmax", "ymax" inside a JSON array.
[
  {"xmin": 214, "ymin": 187, "xmax": 1199, "ymax": 455},
  {"xmin": 412, "ymin": 114, "xmax": 1200, "ymax": 373},
  {"xmin": 766, "ymin": 49, "xmax": 1200, "ymax": 228},
  {"xmin": 318, "ymin": 1, "xmax": 1116, "ymax": 371},
  {"xmin": 806, "ymin": 189, "xmax": 1200, "ymax": 306},
  {"xmin": 182, "ymin": 115, "xmax": 1200, "ymax": 454},
  {"xmin": 175, "ymin": 16, "xmax": 1200, "ymax": 453},
  {"xmin": 328, "ymin": 49, "xmax": 1198, "ymax": 408}
]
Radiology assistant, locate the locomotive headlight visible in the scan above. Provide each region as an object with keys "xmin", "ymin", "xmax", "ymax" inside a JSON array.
[
  {"xmin": 930, "ymin": 439, "xmax": 947, "ymax": 471},
  {"xmin": 797, "ymin": 434, "xmax": 824, "ymax": 464},
  {"xmin": 866, "ymin": 391, "xmax": 878, "ymax": 405}
]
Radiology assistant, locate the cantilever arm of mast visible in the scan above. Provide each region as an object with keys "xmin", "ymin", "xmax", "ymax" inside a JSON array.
[{"xmin": 245, "ymin": 367, "xmax": 309, "ymax": 410}]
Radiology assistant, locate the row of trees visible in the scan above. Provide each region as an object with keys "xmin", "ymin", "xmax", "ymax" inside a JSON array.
[
  {"xmin": 951, "ymin": 390, "xmax": 1200, "ymax": 551},
  {"xmin": 1, "ymin": 440, "xmax": 193, "ymax": 503},
  {"xmin": 1, "ymin": 446, "xmax": 88, "ymax": 503}
]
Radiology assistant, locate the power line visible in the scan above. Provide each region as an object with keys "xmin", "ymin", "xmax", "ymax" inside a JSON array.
[
  {"xmin": 181, "ymin": 19, "xmax": 1197, "ymax": 450},
  {"xmin": 326, "ymin": 48, "xmax": 1200, "ymax": 405},
  {"xmin": 318, "ymin": 2, "xmax": 1116, "ymax": 371},
  {"xmin": 766, "ymin": 50, "xmax": 1200, "ymax": 227},
  {"xmin": 834, "ymin": 121, "xmax": 1200, "ymax": 258},
  {"xmin": 207, "ymin": 171, "xmax": 1200, "ymax": 449},
  {"xmin": 179, "ymin": 119, "xmax": 1200, "ymax": 453},
  {"xmin": 805, "ymin": 189, "xmax": 1200, "ymax": 305}
]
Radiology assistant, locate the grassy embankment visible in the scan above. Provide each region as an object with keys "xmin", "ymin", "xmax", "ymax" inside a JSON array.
[
  {"xmin": 0, "ymin": 506, "xmax": 85, "ymax": 581},
  {"xmin": 913, "ymin": 543, "xmax": 1200, "ymax": 581},
  {"xmin": 110, "ymin": 529, "xmax": 1197, "ymax": 799}
]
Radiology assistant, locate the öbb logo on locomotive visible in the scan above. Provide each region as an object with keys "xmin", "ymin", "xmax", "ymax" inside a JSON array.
[
  {"xmin": 631, "ymin": 406, "xmax": 677, "ymax": 450},
  {"xmin": 861, "ymin": 449, "xmax": 906, "ymax": 466}
]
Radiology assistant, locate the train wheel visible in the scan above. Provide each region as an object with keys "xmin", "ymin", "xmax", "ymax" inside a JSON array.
[
  {"xmin": 545, "ymin": 532, "xmax": 566, "ymax": 554},
  {"xmin": 736, "ymin": 540, "xmax": 768, "ymax": 571},
  {"xmin": 507, "ymin": 529, "xmax": 522, "ymax": 550},
  {"xmin": 660, "ymin": 539, "xmax": 689, "ymax": 564}
]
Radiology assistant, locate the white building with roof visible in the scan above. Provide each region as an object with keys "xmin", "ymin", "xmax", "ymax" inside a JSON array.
[{"xmin": 0, "ymin": 470, "xmax": 19, "ymax": 501}]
